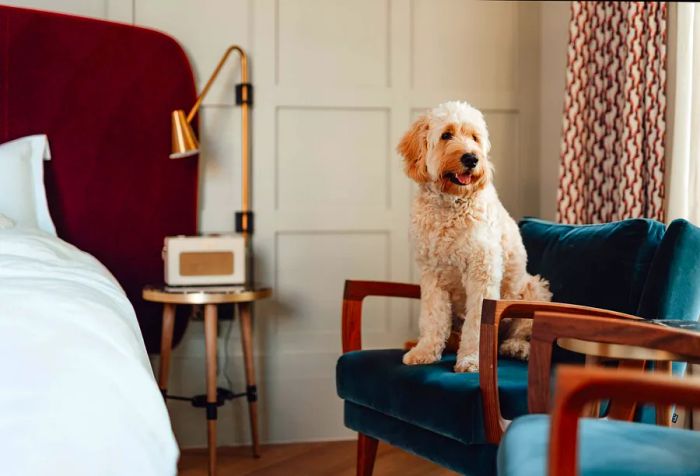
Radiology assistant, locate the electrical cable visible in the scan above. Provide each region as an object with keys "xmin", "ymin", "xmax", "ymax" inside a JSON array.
[{"xmin": 220, "ymin": 306, "xmax": 235, "ymax": 391}]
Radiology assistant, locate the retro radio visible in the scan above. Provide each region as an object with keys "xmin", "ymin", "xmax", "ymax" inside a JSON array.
[{"xmin": 163, "ymin": 235, "xmax": 246, "ymax": 286}]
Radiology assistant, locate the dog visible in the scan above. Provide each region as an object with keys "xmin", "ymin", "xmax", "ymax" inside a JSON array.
[{"xmin": 397, "ymin": 101, "xmax": 551, "ymax": 373}]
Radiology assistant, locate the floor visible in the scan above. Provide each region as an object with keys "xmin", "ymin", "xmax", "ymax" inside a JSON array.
[{"xmin": 179, "ymin": 440, "xmax": 458, "ymax": 475}]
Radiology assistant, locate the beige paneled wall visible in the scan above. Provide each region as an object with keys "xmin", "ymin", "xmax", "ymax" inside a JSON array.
[
  {"xmin": 538, "ymin": 1, "xmax": 570, "ymax": 220},
  {"xmin": 4, "ymin": 0, "xmax": 552, "ymax": 446}
]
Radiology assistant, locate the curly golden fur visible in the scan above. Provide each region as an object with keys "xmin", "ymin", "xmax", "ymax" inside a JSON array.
[{"xmin": 398, "ymin": 101, "xmax": 552, "ymax": 373}]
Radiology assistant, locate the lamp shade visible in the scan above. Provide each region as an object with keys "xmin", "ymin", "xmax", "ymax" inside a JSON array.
[{"xmin": 170, "ymin": 109, "xmax": 199, "ymax": 159}]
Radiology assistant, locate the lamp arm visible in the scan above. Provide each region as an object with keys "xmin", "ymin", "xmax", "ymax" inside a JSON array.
[
  {"xmin": 184, "ymin": 44, "xmax": 253, "ymax": 234},
  {"xmin": 186, "ymin": 45, "xmax": 248, "ymax": 123}
]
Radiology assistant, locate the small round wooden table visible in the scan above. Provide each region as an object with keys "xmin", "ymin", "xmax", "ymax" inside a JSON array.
[
  {"xmin": 557, "ymin": 337, "xmax": 692, "ymax": 363},
  {"xmin": 143, "ymin": 285, "xmax": 272, "ymax": 476},
  {"xmin": 557, "ymin": 336, "xmax": 699, "ymax": 426}
]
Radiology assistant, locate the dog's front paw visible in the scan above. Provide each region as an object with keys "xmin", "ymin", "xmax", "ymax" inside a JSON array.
[
  {"xmin": 454, "ymin": 353, "xmax": 479, "ymax": 373},
  {"xmin": 499, "ymin": 338, "xmax": 530, "ymax": 361},
  {"xmin": 403, "ymin": 346, "xmax": 440, "ymax": 365}
]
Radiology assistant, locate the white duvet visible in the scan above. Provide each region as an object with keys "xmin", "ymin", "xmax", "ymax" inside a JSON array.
[{"xmin": 0, "ymin": 227, "xmax": 178, "ymax": 475}]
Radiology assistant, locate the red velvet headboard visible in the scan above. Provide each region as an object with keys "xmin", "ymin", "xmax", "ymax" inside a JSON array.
[{"xmin": 0, "ymin": 6, "xmax": 198, "ymax": 352}]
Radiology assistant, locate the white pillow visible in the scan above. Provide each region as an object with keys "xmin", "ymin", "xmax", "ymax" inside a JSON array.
[{"xmin": 0, "ymin": 135, "xmax": 56, "ymax": 235}]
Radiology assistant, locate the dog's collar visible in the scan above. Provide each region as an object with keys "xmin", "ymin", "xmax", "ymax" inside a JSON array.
[{"xmin": 421, "ymin": 185, "xmax": 476, "ymax": 208}]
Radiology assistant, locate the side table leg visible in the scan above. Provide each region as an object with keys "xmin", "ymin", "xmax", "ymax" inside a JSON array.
[
  {"xmin": 239, "ymin": 302, "xmax": 261, "ymax": 458},
  {"xmin": 655, "ymin": 361, "xmax": 672, "ymax": 426},
  {"xmin": 158, "ymin": 303, "xmax": 176, "ymax": 398},
  {"xmin": 607, "ymin": 359, "xmax": 645, "ymax": 421},
  {"xmin": 204, "ymin": 304, "xmax": 219, "ymax": 476},
  {"xmin": 582, "ymin": 355, "xmax": 601, "ymax": 417}
]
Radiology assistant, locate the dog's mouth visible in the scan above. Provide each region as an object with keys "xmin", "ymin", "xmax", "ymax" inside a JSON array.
[{"xmin": 444, "ymin": 171, "xmax": 472, "ymax": 186}]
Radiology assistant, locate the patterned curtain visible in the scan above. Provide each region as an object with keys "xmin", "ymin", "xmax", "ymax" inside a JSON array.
[{"xmin": 557, "ymin": 2, "xmax": 668, "ymax": 224}]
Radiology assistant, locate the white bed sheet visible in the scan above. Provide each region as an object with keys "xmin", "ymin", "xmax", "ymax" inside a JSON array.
[{"xmin": 0, "ymin": 227, "xmax": 178, "ymax": 475}]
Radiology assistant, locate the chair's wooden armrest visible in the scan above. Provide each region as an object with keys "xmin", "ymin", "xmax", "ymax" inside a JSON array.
[
  {"xmin": 528, "ymin": 312, "xmax": 700, "ymax": 415},
  {"xmin": 342, "ymin": 280, "xmax": 420, "ymax": 353},
  {"xmin": 344, "ymin": 280, "xmax": 421, "ymax": 302},
  {"xmin": 478, "ymin": 300, "xmax": 640, "ymax": 444},
  {"xmin": 481, "ymin": 299, "xmax": 640, "ymax": 326},
  {"xmin": 549, "ymin": 366, "xmax": 700, "ymax": 476}
]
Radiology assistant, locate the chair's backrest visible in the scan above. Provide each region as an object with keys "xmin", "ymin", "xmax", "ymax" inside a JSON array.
[
  {"xmin": 637, "ymin": 219, "xmax": 700, "ymax": 322},
  {"xmin": 519, "ymin": 218, "xmax": 666, "ymax": 315}
]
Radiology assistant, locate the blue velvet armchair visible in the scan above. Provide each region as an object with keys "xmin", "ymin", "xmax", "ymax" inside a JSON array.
[{"xmin": 336, "ymin": 218, "xmax": 700, "ymax": 475}]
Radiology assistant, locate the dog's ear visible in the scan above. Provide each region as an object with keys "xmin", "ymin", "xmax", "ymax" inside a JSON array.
[
  {"xmin": 397, "ymin": 115, "xmax": 430, "ymax": 183},
  {"xmin": 481, "ymin": 126, "xmax": 491, "ymax": 158}
]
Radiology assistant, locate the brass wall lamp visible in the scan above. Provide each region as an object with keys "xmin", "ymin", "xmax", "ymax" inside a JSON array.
[{"xmin": 171, "ymin": 45, "xmax": 254, "ymax": 235}]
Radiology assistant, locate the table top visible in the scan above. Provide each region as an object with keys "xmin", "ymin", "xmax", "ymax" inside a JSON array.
[
  {"xmin": 557, "ymin": 319, "xmax": 700, "ymax": 363},
  {"xmin": 556, "ymin": 338, "xmax": 689, "ymax": 362},
  {"xmin": 143, "ymin": 284, "xmax": 272, "ymax": 304}
]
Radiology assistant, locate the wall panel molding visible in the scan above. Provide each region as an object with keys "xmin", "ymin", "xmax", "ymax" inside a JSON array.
[
  {"xmin": 274, "ymin": 106, "xmax": 392, "ymax": 211},
  {"xmin": 275, "ymin": 0, "xmax": 392, "ymax": 88},
  {"xmin": 272, "ymin": 230, "xmax": 392, "ymax": 342}
]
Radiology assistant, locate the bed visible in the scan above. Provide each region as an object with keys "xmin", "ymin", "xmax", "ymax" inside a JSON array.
[
  {"xmin": 0, "ymin": 226, "xmax": 178, "ymax": 474},
  {"xmin": 0, "ymin": 6, "xmax": 198, "ymax": 475}
]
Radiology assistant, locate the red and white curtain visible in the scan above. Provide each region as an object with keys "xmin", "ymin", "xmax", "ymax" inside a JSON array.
[{"xmin": 557, "ymin": 1, "xmax": 668, "ymax": 224}]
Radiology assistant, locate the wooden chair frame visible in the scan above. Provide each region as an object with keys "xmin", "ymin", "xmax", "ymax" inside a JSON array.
[
  {"xmin": 340, "ymin": 280, "xmax": 645, "ymax": 475},
  {"xmin": 548, "ymin": 365, "xmax": 700, "ymax": 476},
  {"xmin": 477, "ymin": 299, "xmax": 639, "ymax": 442}
]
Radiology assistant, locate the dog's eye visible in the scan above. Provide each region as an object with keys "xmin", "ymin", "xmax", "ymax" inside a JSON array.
[
  {"xmin": 472, "ymin": 134, "xmax": 479, "ymax": 143},
  {"xmin": 440, "ymin": 132, "xmax": 453, "ymax": 141}
]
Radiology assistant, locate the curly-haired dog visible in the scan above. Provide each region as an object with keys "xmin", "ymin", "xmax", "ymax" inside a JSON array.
[{"xmin": 398, "ymin": 101, "xmax": 551, "ymax": 373}]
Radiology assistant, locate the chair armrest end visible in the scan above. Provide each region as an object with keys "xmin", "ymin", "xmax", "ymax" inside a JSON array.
[{"xmin": 341, "ymin": 280, "xmax": 421, "ymax": 353}]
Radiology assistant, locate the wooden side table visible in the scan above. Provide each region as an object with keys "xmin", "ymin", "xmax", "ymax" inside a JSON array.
[
  {"xmin": 143, "ymin": 285, "xmax": 272, "ymax": 476},
  {"xmin": 557, "ymin": 319, "xmax": 700, "ymax": 427}
]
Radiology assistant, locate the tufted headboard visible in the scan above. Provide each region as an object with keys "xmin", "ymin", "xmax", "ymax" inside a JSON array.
[{"xmin": 0, "ymin": 6, "xmax": 198, "ymax": 352}]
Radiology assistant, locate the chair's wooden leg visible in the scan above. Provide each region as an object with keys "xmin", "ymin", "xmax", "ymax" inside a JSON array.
[
  {"xmin": 158, "ymin": 303, "xmax": 176, "ymax": 399},
  {"xmin": 357, "ymin": 433, "xmax": 378, "ymax": 476},
  {"xmin": 239, "ymin": 302, "xmax": 261, "ymax": 458},
  {"xmin": 204, "ymin": 304, "xmax": 218, "ymax": 476}
]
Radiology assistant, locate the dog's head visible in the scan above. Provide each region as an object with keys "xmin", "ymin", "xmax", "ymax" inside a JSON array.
[{"xmin": 397, "ymin": 101, "xmax": 493, "ymax": 196}]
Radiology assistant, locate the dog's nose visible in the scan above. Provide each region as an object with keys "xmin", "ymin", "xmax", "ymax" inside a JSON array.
[{"xmin": 461, "ymin": 153, "xmax": 479, "ymax": 169}]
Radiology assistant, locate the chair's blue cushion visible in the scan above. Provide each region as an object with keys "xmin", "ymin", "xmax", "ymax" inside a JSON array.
[
  {"xmin": 498, "ymin": 414, "xmax": 700, "ymax": 476},
  {"xmin": 336, "ymin": 349, "xmax": 528, "ymax": 445},
  {"xmin": 346, "ymin": 401, "xmax": 496, "ymax": 476},
  {"xmin": 519, "ymin": 218, "xmax": 665, "ymax": 315}
]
